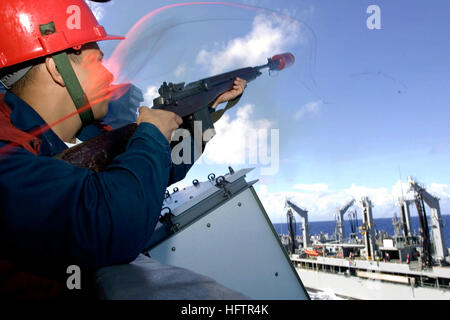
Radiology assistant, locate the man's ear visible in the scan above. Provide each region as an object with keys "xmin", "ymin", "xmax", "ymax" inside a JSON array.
[{"xmin": 45, "ymin": 57, "xmax": 65, "ymax": 87}]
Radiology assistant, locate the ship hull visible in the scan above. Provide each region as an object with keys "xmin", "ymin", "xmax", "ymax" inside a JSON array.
[{"xmin": 296, "ymin": 267, "xmax": 450, "ymax": 300}]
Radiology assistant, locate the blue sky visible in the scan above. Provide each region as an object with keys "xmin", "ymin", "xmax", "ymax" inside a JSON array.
[{"xmin": 90, "ymin": 0, "xmax": 450, "ymax": 221}]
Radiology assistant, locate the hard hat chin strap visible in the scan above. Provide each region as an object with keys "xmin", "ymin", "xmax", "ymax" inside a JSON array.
[{"xmin": 52, "ymin": 52, "xmax": 95, "ymax": 126}]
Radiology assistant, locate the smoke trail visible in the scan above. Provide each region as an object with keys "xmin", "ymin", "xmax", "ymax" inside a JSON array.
[{"xmin": 106, "ymin": 1, "xmax": 317, "ymax": 86}]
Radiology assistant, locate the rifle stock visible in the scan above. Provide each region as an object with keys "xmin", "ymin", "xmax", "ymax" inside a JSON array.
[{"xmin": 54, "ymin": 123, "xmax": 137, "ymax": 172}]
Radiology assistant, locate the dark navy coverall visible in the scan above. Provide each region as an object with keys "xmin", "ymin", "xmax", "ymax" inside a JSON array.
[{"xmin": 0, "ymin": 91, "xmax": 194, "ymax": 295}]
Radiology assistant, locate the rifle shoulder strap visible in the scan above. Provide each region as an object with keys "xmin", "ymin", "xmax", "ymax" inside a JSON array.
[{"xmin": 210, "ymin": 93, "xmax": 243, "ymax": 123}]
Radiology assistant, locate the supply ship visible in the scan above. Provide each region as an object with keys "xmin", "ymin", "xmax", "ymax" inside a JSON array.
[{"xmin": 280, "ymin": 177, "xmax": 450, "ymax": 300}]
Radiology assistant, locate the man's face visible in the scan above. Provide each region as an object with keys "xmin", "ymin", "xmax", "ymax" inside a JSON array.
[{"xmin": 71, "ymin": 47, "xmax": 114, "ymax": 120}]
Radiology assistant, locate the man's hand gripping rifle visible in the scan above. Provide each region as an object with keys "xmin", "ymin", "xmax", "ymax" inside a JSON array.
[{"xmin": 56, "ymin": 53, "xmax": 295, "ymax": 171}]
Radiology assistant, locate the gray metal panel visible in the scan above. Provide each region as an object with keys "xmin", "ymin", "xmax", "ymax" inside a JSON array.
[
  {"xmin": 149, "ymin": 187, "xmax": 309, "ymax": 300},
  {"xmin": 164, "ymin": 168, "xmax": 255, "ymax": 216},
  {"xmin": 146, "ymin": 168, "xmax": 257, "ymax": 249}
]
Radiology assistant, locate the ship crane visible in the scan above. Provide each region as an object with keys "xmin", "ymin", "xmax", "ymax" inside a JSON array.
[
  {"xmin": 408, "ymin": 177, "xmax": 447, "ymax": 265},
  {"xmin": 360, "ymin": 197, "xmax": 378, "ymax": 260},
  {"xmin": 285, "ymin": 200, "xmax": 310, "ymax": 248},
  {"xmin": 347, "ymin": 209, "xmax": 360, "ymax": 244},
  {"xmin": 334, "ymin": 199, "xmax": 355, "ymax": 243},
  {"xmin": 392, "ymin": 212, "xmax": 402, "ymax": 237},
  {"xmin": 398, "ymin": 198, "xmax": 414, "ymax": 240},
  {"xmin": 286, "ymin": 208, "xmax": 297, "ymax": 254}
]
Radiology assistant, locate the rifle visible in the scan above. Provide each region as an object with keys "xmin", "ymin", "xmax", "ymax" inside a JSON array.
[{"xmin": 55, "ymin": 53, "xmax": 295, "ymax": 171}]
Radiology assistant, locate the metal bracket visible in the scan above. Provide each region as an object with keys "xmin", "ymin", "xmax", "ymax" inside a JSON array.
[
  {"xmin": 159, "ymin": 207, "xmax": 180, "ymax": 233},
  {"xmin": 215, "ymin": 175, "xmax": 232, "ymax": 199}
]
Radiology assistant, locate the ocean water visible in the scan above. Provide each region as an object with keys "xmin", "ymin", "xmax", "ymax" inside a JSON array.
[{"xmin": 273, "ymin": 214, "xmax": 450, "ymax": 249}]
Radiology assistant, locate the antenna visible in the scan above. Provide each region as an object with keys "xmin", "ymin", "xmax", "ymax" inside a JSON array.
[{"xmin": 398, "ymin": 165, "xmax": 405, "ymax": 201}]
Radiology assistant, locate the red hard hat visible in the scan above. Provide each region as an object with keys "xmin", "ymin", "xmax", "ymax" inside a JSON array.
[{"xmin": 0, "ymin": 0, "xmax": 124, "ymax": 69}]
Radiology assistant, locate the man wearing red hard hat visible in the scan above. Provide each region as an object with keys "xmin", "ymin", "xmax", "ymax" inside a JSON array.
[{"xmin": 0, "ymin": 0, "xmax": 246, "ymax": 299}]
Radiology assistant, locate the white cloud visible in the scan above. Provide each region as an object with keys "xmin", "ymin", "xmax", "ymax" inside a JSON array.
[
  {"xmin": 343, "ymin": 185, "xmax": 391, "ymax": 207},
  {"xmin": 293, "ymin": 183, "xmax": 328, "ymax": 192},
  {"xmin": 254, "ymin": 181, "xmax": 450, "ymax": 223},
  {"xmin": 85, "ymin": 1, "xmax": 107, "ymax": 21},
  {"xmin": 255, "ymin": 183, "xmax": 342, "ymax": 223},
  {"xmin": 294, "ymin": 100, "xmax": 323, "ymax": 120},
  {"xmin": 201, "ymin": 104, "xmax": 275, "ymax": 165},
  {"xmin": 174, "ymin": 65, "xmax": 186, "ymax": 78},
  {"xmin": 391, "ymin": 180, "xmax": 413, "ymax": 200},
  {"xmin": 428, "ymin": 183, "xmax": 450, "ymax": 198},
  {"xmin": 196, "ymin": 14, "xmax": 300, "ymax": 74},
  {"xmin": 143, "ymin": 85, "xmax": 159, "ymax": 106}
]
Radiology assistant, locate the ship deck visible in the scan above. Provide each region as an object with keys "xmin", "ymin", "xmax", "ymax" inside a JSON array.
[{"xmin": 291, "ymin": 254, "xmax": 450, "ymax": 279}]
